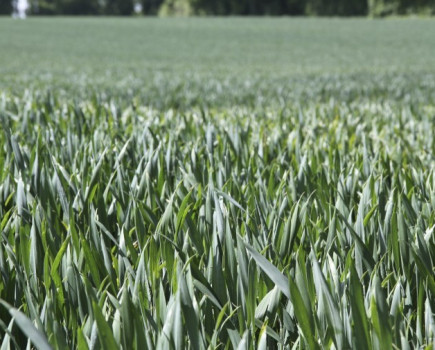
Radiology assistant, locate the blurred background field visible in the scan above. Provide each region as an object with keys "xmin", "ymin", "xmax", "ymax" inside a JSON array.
[
  {"xmin": 1, "ymin": 17, "xmax": 435, "ymax": 108},
  {"xmin": 2, "ymin": 17, "xmax": 435, "ymax": 77}
]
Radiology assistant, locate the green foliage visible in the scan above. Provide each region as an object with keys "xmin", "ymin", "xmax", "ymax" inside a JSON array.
[
  {"xmin": 159, "ymin": 0, "xmax": 193, "ymax": 16},
  {"xmin": 28, "ymin": 0, "xmax": 57, "ymax": 15},
  {"xmin": 369, "ymin": 0, "xmax": 435, "ymax": 16},
  {"xmin": 187, "ymin": 0, "xmax": 307, "ymax": 16},
  {"xmin": 0, "ymin": 0, "xmax": 12, "ymax": 15},
  {"xmin": 305, "ymin": 0, "xmax": 368, "ymax": 16},
  {"xmin": 59, "ymin": 0, "xmax": 100, "ymax": 15},
  {"xmin": 106, "ymin": 0, "xmax": 135, "ymax": 15},
  {"xmin": 142, "ymin": 0, "xmax": 164, "ymax": 15},
  {"xmin": 28, "ymin": 0, "xmax": 101, "ymax": 15},
  {"xmin": 20, "ymin": 0, "xmax": 435, "ymax": 16}
]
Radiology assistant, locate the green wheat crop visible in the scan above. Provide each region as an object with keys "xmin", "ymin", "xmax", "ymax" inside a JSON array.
[{"xmin": 1, "ymin": 17, "xmax": 435, "ymax": 350}]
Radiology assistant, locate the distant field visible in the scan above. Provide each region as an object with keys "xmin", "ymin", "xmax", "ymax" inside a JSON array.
[
  {"xmin": 1, "ymin": 17, "xmax": 435, "ymax": 108},
  {"xmin": 1, "ymin": 18, "xmax": 435, "ymax": 349},
  {"xmin": 1, "ymin": 17, "xmax": 435, "ymax": 79}
]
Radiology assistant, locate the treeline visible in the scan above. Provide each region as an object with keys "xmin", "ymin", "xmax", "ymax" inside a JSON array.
[{"xmin": 1, "ymin": 0, "xmax": 435, "ymax": 16}]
